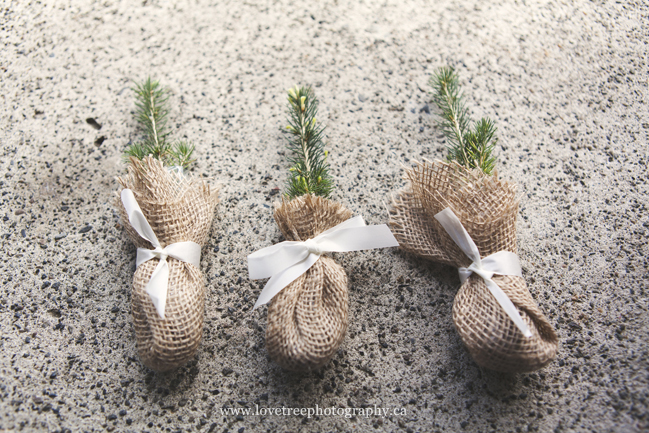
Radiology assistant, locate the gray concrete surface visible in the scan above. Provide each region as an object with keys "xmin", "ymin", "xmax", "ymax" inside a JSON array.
[{"xmin": 1, "ymin": 0, "xmax": 648, "ymax": 432}]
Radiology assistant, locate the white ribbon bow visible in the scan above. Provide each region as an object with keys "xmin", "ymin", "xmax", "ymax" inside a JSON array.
[
  {"xmin": 248, "ymin": 216, "xmax": 399, "ymax": 310},
  {"xmin": 121, "ymin": 189, "xmax": 201, "ymax": 319},
  {"xmin": 434, "ymin": 207, "xmax": 532, "ymax": 338}
]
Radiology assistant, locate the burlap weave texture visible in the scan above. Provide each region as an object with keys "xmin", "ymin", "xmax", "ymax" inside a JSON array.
[
  {"xmin": 390, "ymin": 160, "xmax": 558, "ymax": 373},
  {"xmin": 116, "ymin": 157, "xmax": 218, "ymax": 371},
  {"xmin": 266, "ymin": 194, "xmax": 352, "ymax": 371}
]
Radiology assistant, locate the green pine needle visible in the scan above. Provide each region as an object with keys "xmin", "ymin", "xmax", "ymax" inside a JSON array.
[
  {"xmin": 429, "ymin": 67, "xmax": 497, "ymax": 175},
  {"xmin": 283, "ymin": 85, "xmax": 334, "ymax": 199},
  {"xmin": 123, "ymin": 77, "xmax": 195, "ymax": 171},
  {"xmin": 169, "ymin": 142, "xmax": 196, "ymax": 169}
]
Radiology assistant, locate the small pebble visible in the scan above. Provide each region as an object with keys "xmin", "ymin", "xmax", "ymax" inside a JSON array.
[{"xmin": 86, "ymin": 118, "xmax": 102, "ymax": 130}]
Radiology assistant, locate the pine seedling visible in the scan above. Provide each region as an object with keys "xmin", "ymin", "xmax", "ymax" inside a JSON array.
[
  {"xmin": 123, "ymin": 77, "xmax": 195, "ymax": 171},
  {"xmin": 429, "ymin": 67, "xmax": 497, "ymax": 175},
  {"xmin": 283, "ymin": 85, "xmax": 334, "ymax": 199}
]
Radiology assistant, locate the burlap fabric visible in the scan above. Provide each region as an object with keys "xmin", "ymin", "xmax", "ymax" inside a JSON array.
[
  {"xmin": 390, "ymin": 159, "xmax": 558, "ymax": 373},
  {"xmin": 116, "ymin": 157, "xmax": 218, "ymax": 371},
  {"xmin": 265, "ymin": 194, "xmax": 352, "ymax": 371}
]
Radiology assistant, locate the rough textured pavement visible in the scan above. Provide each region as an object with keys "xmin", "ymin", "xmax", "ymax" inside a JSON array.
[{"xmin": 1, "ymin": 1, "xmax": 648, "ymax": 432}]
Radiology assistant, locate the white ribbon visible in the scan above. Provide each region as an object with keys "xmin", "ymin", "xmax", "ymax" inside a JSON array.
[
  {"xmin": 121, "ymin": 189, "xmax": 201, "ymax": 319},
  {"xmin": 434, "ymin": 207, "xmax": 532, "ymax": 338},
  {"xmin": 248, "ymin": 216, "xmax": 399, "ymax": 310}
]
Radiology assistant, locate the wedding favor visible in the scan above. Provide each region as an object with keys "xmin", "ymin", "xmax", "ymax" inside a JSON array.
[
  {"xmin": 116, "ymin": 79, "xmax": 218, "ymax": 371},
  {"xmin": 390, "ymin": 68, "xmax": 558, "ymax": 372},
  {"xmin": 248, "ymin": 86, "xmax": 398, "ymax": 371}
]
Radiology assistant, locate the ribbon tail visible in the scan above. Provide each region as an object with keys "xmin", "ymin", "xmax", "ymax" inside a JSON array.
[
  {"xmin": 458, "ymin": 267, "xmax": 472, "ymax": 285},
  {"xmin": 145, "ymin": 258, "xmax": 170, "ymax": 319},
  {"xmin": 165, "ymin": 241, "xmax": 202, "ymax": 268},
  {"xmin": 317, "ymin": 215, "xmax": 367, "ymax": 236},
  {"xmin": 253, "ymin": 253, "xmax": 320, "ymax": 310},
  {"xmin": 315, "ymin": 224, "xmax": 399, "ymax": 252},
  {"xmin": 483, "ymin": 278, "xmax": 532, "ymax": 338},
  {"xmin": 481, "ymin": 251, "xmax": 522, "ymax": 278},
  {"xmin": 434, "ymin": 208, "xmax": 481, "ymax": 264},
  {"xmin": 247, "ymin": 241, "xmax": 307, "ymax": 280},
  {"xmin": 121, "ymin": 189, "xmax": 161, "ymax": 248}
]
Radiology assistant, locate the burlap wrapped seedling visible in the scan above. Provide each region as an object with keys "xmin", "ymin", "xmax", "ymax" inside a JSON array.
[
  {"xmin": 250, "ymin": 85, "xmax": 398, "ymax": 371},
  {"xmin": 265, "ymin": 194, "xmax": 353, "ymax": 371},
  {"xmin": 116, "ymin": 156, "xmax": 219, "ymax": 371},
  {"xmin": 390, "ymin": 159, "xmax": 558, "ymax": 373}
]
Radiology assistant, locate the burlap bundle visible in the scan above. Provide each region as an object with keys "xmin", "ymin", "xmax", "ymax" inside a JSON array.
[
  {"xmin": 265, "ymin": 194, "xmax": 352, "ymax": 371},
  {"xmin": 390, "ymin": 159, "xmax": 558, "ymax": 373},
  {"xmin": 116, "ymin": 157, "xmax": 218, "ymax": 371}
]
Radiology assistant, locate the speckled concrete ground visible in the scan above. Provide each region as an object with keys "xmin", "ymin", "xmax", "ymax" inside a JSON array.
[{"xmin": 1, "ymin": 1, "xmax": 648, "ymax": 432}]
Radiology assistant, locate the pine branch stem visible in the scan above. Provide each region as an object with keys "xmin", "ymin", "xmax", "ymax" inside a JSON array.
[
  {"xmin": 148, "ymin": 90, "xmax": 161, "ymax": 149},
  {"xmin": 441, "ymin": 81, "xmax": 468, "ymax": 164},
  {"xmin": 299, "ymin": 113, "xmax": 312, "ymax": 176}
]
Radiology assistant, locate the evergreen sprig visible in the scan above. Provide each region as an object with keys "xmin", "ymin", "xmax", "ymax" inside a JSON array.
[
  {"xmin": 429, "ymin": 67, "xmax": 497, "ymax": 175},
  {"xmin": 123, "ymin": 77, "xmax": 195, "ymax": 170},
  {"xmin": 283, "ymin": 85, "xmax": 334, "ymax": 199}
]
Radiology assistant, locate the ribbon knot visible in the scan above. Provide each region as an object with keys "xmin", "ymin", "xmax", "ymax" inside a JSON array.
[
  {"xmin": 151, "ymin": 247, "xmax": 169, "ymax": 261},
  {"xmin": 303, "ymin": 238, "xmax": 323, "ymax": 256},
  {"xmin": 248, "ymin": 215, "xmax": 399, "ymax": 310},
  {"xmin": 121, "ymin": 189, "xmax": 201, "ymax": 320},
  {"xmin": 435, "ymin": 208, "xmax": 532, "ymax": 338},
  {"xmin": 463, "ymin": 261, "xmax": 494, "ymax": 282}
]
